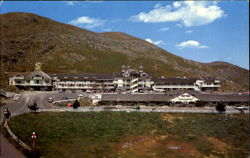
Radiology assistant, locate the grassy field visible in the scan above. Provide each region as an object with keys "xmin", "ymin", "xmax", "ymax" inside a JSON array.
[{"xmin": 7, "ymin": 112, "xmax": 249, "ymax": 158}]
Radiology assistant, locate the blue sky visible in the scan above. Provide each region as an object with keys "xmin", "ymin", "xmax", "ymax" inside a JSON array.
[{"xmin": 1, "ymin": 1, "xmax": 249, "ymax": 69}]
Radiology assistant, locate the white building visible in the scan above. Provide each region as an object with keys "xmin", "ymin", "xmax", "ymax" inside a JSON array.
[{"xmin": 8, "ymin": 64, "xmax": 221, "ymax": 93}]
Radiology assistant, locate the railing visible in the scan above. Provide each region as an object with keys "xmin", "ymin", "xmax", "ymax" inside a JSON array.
[
  {"xmin": 130, "ymin": 83, "xmax": 138, "ymax": 89},
  {"xmin": 55, "ymin": 86, "xmax": 115, "ymax": 89},
  {"xmin": 131, "ymin": 78, "xmax": 138, "ymax": 83},
  {"xmin": 33, "ymin": 77, "xmax": 43, "ymax": 80},
  {"xmin": 13, "ymin": 77, "xmax": 24, "ymax": 79},
  {"xmin": 131, "ymin": 88, "xmax": 138, "ymax": 93},
  {"xmin": 201, "ymin": 84, "xmax": 221, "ymax": 87}
]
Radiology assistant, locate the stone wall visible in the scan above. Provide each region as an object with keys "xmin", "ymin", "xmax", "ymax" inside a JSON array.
[{"xmin": 4, "ymin": 121, "xmax": 32, "ymax": 151}]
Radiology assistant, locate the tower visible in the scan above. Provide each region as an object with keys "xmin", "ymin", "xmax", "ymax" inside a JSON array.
[
  {"xmin": 121, "ymin": 65, "xmax": 126, "ymax": 73},
  {"xmin": 139, "ymin": 65, "xmax": 144, "ymax": 73}
]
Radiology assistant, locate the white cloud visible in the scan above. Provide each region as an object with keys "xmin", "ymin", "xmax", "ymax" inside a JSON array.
[
  {"xmin": 159, "ymin": 27, "xmax": 169, "ymax": 32},
  {"xmin": 86, "ymin": 1, "xmax": 103, "ymax": 3},
  {"xmin": 65, "ymin": 1, "xmax": 78, "ymax": 6},
  {"xmin": 131, "ymin": 1, "xmax": 224, "ymax": 27},
  {"xmin": 0, "ymin": 0, "xmax": 3, "ymax": 6},
  {"xmin": 176, "ymin": 40, "xmax": 208, "ymax": 49},
  {"xmin": 154, "ymin": 3, "xmax": 162, "ymax": 9},
  {"xmin": 225, "ymin": 57, "xmax": 232, "ymax": 61},
  {"xmin": 173, "ymin": 2, "xmax": 181, "ymax": 8},
  {"xmin": 103, "ymin": 28, "xmax": 112, "ymax": 32},
  {"xmin": 68, "ymin": 16, "xmax": 105, "ymax": 28},
  {"xmin": 185, "ymin": 30, "xmax": 193, "ymax": 33},
  {"xmin": 145, "ymin": 38, "xmax": 165, "ymax": 45}
]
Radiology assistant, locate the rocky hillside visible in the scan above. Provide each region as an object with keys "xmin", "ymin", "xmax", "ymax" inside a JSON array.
[{"xmin": 0, "ymin": 12, "xmax": 248, "ymax": 91}]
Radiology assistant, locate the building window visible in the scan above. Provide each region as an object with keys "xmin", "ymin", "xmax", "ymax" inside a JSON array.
[
  {"xmin": 16, "ymin": 81, "xmax": 21, "ymax": 84},
  {"xmin": 36, "ymin": 80, "xmax": 39, "ymax": 84}
]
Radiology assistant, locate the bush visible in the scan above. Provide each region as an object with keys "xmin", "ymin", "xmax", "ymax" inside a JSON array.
[
  {"xmin": 195, "ymin": 100, "xmax": 204, "ymax": 107},
  {"xmin": 78, "ymin": 97, "xmax": 93, "ymax": 106},
  {"xmin": 5, "ymin": 85, "xmax": 20, "ymax": 93},
  {"xmin": 54, "ymin": 102, "xmax": 67, "ymax": 107},
  {"xmin": 216, "ymin": 101, "xmax": 225, "ymax": 113},
  {"xmin": 28, "ymin": 102, "xmax": 39, "ymax": 113},
  {"xmin": 73, "ymin": 99, "xmax": 80, "ymax": 109}
]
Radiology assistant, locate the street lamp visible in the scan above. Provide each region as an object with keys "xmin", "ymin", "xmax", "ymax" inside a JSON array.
[{"xmin": 31, "ymin": 132, "xmax": 37, "ymax": 150}]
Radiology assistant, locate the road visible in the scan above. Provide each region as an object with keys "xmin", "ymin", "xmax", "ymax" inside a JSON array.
[
  {"xmin": 0, "ymin": 91, "xmax": 80, "ymax": 158},
  {"xmin": 0, "ymin": 91, "xmax": 248, "ymax": 158}
]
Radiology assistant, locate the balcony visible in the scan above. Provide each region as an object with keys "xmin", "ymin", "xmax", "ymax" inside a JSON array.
[
  {"xmin": 33, "ymin": 77, "xmax": 43, "ymax": 80},
  {"xmin": 14, "ymin": 76, "xmax": 24, "ymax": 80}
]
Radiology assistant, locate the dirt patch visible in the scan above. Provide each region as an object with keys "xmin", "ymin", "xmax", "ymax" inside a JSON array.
[
  {"xmin": 116, "ymin": 136, "xmax": 160, "ymax": 157},
  {"xmin": 161, "ymin": 114, "xmax": 184, "ymax": 124},
  {"xmin": 165, "ymin": 140, "xmax": 200, "ymax": 157},
  {"xmin": 116, "ymin": 135, "xmax": 202, "ymax": 158},
  {"xmin": 230, "ymin": 114, "xmax": 249, "ymax": 119},
  {"xmin": 205, "ymin": 137, "xmax": 227, "ymax": 153}
]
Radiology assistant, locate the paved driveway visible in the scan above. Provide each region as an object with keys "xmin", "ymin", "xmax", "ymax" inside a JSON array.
[{"xmin": 0, "ymin": 91, "xmax": 248, "ymax": 158}]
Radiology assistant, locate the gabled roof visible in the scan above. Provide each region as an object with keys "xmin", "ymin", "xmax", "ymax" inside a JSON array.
[
  {"xmin": 25, "ymin": 70, "xmax": 51, "ymax": 80},
  {"xmin": 48, "ymin": 73, "xmax": 116, "ymax": 81},
  {"xmin": 153, "ymin": 78, "xmax": 198, "ymax": 84},
  {"xmin": 101, "ymin": 94, "xmax": 175, "ymax": 102},
  {"xmin": 196, "ymin": 94, "xmax": 249, "ymax": 102},
  {"xmin": 101, "ymin": 93, "xmax": 249, "ymax": 103}
]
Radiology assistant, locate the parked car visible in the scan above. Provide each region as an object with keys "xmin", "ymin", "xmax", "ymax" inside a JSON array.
[
  {"xmin": 48, "ymin": 97, "xmax": 53, "ymax": 103},
  {"xmin": 78, "ymin": 94, "xmax": 83, "ymax": 97},
  {"xmin": 62, "ymin": 96, "xmax": 68, "ymax": 100},
  {"xmin": 13, "ymin": 94, "xmax": 21, "ymax": 101}
]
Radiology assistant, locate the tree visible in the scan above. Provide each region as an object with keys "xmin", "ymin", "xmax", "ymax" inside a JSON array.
[
  {"xmin": 195, "ymin": 100, "xmax": 204, "ymax": 107},
  {"xmin": 78, "ymin": 97, "xmax": 94, "ymax": 106},
  {"xmin": 216, "ymin": 101, "xmax": 225, "ymax": 113},
  {"xmin": 73, "ymin": 99, "xmax": 80, "ymax": 109},
  {"xmin": 28, "ymin": 102, "xmax": 39, "ymax": 113}
]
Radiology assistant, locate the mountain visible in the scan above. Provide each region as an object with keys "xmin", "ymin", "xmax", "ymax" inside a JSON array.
[{"xmin": 0, "ymin": 12, "xmax": 249, "ymax": 91}]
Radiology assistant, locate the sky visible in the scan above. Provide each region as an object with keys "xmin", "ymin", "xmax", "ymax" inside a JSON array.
[{"xmin": 1, "ymin": 1, "xmax": 249, "ymax": 69}]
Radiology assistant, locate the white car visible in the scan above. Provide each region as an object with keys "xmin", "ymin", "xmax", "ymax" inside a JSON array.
[
  {"xmin": 78, "ymin": 94, "xmax": 83, "ymax": 97},
  {"xmin": 48, "ymin": 97, "xmax": 53, "ymax": 102}
]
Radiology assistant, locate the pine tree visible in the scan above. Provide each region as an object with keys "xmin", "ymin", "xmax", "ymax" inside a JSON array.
[
  {"xmin": 28, "ymin": 102, "xmax": 39, "ymax": 113},
  {"xmin": 216, "ymin": 101, "xmax": 225, "ymax": 113},
  {"xmin": 195, "ymin": 100, "xmax": 204, "ymax": 107},
  {"xmin": 73, "ymin": 99, "xmax": 80, "ymax": 109}
]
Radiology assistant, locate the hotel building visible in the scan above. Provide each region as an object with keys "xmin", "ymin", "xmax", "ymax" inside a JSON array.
[{"xmin": 8, "ymin": 64, "xmax": 221, "ymax": 93}]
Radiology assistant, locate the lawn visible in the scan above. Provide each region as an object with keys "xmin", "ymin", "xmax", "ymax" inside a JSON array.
[{"xmin": 7, "ymin": 112, "xmax": 250, "ymax": 158}]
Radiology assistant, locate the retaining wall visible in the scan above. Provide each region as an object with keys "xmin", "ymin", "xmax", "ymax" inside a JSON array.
[{"xmin": 4, "ymin": 121, "xmax": 32, "ymax": 151}]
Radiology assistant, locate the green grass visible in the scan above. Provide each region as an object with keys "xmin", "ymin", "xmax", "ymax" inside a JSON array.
[{"xmin": 8, "ymin": 112, "xmax": 250, "ymax": 158}]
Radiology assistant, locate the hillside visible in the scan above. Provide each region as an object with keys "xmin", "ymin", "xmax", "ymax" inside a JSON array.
[{"xmin": 0, "ymin": 12, "xmax": 249, "ymax": 91}]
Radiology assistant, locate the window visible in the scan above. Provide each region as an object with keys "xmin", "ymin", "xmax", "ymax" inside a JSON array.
[
  {"xmin": 36, "ymin": 80, "xmax": 39, "ymax": 84},
  {"xmin": 16, "ymin": 81, "xmax": 21, "ymax": 84}
]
